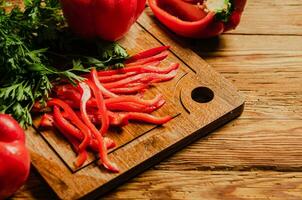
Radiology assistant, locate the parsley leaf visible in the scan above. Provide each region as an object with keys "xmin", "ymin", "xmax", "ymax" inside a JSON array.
[{"xmin": 0, "ymin": 0, "xmax": 128, "ymax": 127}]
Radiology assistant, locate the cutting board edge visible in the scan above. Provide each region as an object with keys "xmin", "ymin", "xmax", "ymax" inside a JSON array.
[{"xmin": 78, "ymin": 102, "xmax": 245, "ymax": 200}]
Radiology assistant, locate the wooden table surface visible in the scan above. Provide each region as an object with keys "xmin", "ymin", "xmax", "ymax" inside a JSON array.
[{"xmin": 12, "ymin": 0, "xmax": 302, "ymax": 199}]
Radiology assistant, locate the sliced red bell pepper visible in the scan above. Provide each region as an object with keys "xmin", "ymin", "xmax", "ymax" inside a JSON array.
[
  {"xmin": 47, "ymin": 98, "xmax": 92, "ymax": 152},
  {"xmin": 90, "ymin": 71, "xmax": 118, "ymax": 98},
  {"xmin": 52, "ymin": 108, "xmax": 95, "ymax": 152},
  {"xmin": 148, "ymin": 0, "xmax": 247, "ymax": 38},
  {"xmin": 38, "ymin": 113, "xmax": 54, "ymax": 128},
  {"xmin": 109, "ymin": 84, "xmax": 149, "ymax": 94},
  {"xmin": 103, "ymin": 68, "xmax": 178, "ymax": 89},
  {"xmin": 106, "ymin": 102, "xmax": 158, "ymax": 113},
  {"xmin": 79, "ymin": 82, "xmax": 119, "ymax": 172},
  {"xmin": 53, "ymin": 106, "xmax": 88, "ymax": 167},
  {"xmin": 105, "ymin": 94, "xmax": 164, "ymax": 107},
  {"xmin": 126, "ymin": 46, "xmax": 170, "ymax": 63},
  {"xmin": 99, "ymin": 72, "xmax": 137, "ymax": 83},
  {"xmin": 116, "ymin": 62, "xmax": 179, "ymax": 75},
  {"xmin": 53, "ymin": 109, "xmax": 116, "ymax": 150},
  {"xmin": 126, "ymin": 51, "xmax": 169, "ymax": 66},
  {"xmin": 88, "ymin": 69, "xmax": 111, "ymax": 135},
  {"xmin": 92, "ymin": 61, "xmax": 160, "ymax": 77},
  {"xmin": 108, "ymin": 112, "xmax": 172, "ymax": 125}
]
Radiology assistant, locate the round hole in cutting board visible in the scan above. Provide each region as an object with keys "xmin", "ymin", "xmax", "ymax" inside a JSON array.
[{"xmin": 191, "ymin": 87, "xmax": 214, "ymax": 103}]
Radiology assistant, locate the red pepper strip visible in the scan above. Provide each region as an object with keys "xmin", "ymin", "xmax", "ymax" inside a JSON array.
[
  {"xmin": 103, "ymin": 68, "xmax": 178, "ymax": 89},
  {"xmin": 126, "ymin": 51, "xmax": 169, "ymax": 67},
  {"xmin": 123, "ymin": 112, "xmax": 172, "ymax": 124},
  {"xmin": 91, "ymin": 73, "xmax": 118, "ymax": 98},
  {"xmin": 38, "ymin": 113, "xmax": 54, "ymax": 128},
  {"xmin": 88, "ymin": 71, "xmax": 118, "ymax": 170},
  {"xmin": 80, "ymin": 111, "xmax": 123, "ymax": 127},
  {"xmin": 109, "ymin": 84, "xmax": 148, "ymax": 94},
  {"xmin": 109, "ymin": 112, "xmax": 172, "ymax": 125},
  {"xmin": 54, "ymin": 85, "xmax": 92, "ymax": 106},
  {"xmin": 104, "ymin": 137, "xmax": 116, "ymax": 150},
  {"xmin": 99, "ymin": 72, "xmax": 137, "ymax": 83},
  {"xmin": 106, "ymin": 102, "xmax": 158, "ymax": 113},
  {"xmin": 56, "ymin": 91, "xmax": 164, "ymax": 113},
  {"xmin": 81, "ymin": 61, "xmax": 160, "ymax": 78},
  {"xmin": 74, "ymin": 150, "xmax": 88, "ymax": 168},
  {"xmin": 126, "ymin": 46, "xmax": 170, "ymax": 63},
  {"xmin": 113, "ymin": 62, "xmax": 178, "ymax": 75},
  {"xmin": 98, "ymin": 61, "xmax": 160, "ymax": 77},
  {"xmin": 88, "ymin": 70, "xmax": 111, "ymax": 135},
  {"xmin": 63, "ymin": 99, "xmax": 157, "ymax": 114},
  {"xmin": 55, "ymin": 82, "xmax": 117, "ymax": 99},
  {"xmin": 97, "ymin": 62, "xmax": 177, "ymax": 82},
  {"xmin": 105, "ymin": 94, "xmax": 164, "ymax": 107},
  {"xmin": 79, "ymin": 82, "xmax": 119, "ymax": 172},
  {"xmin": 54, "ymin": 109, "xmax": 116, "ymax": 150},
  {"xmin": 53, "ymin": 106, "xmax": 88, "ymax": 167},
  {"xmin": 123, "ymin": 82, "xmax": 147, "ymax": 87},
  {"xmin": 108, "ymin": 111, "xmax": 129, "ymax": 126},
  {"xmin": 57, "ymin": 91, "xmax": 97, "ymax": 108},
  {"xmin": 54, "ymin": 84, "xmax": 80, "ymax": 100},
  {"xmin": 47, "ymin": 98, "xmax": 92, "ymax": 152},
  {"xmin": 56, "ymin": 98, "xmax": 93, "ymax": 110},
  {"xmin": 143, "ymin": 68, "xmax": 178, "ymax": 83},
  {"xmin": 51, "ymin": 107, "xmax": 97, "ymax": 151},
  {"xmin": 82, "ymin": 61, "xmax": 173, "ymax": 85}
]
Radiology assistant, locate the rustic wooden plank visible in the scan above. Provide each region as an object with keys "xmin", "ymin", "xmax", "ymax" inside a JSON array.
[
  {"xmin": 24, "ymin": 13, "xmax": 244, "ymax": 199},
  {"xmin": 135, "ymin": 7, "xmax": 302, "ymax": 171},
  {"xmin": 153, "ymin": 119, "xmax": 302, "ymax": 171},
  {"xmin": 103, "ymin": 170, "xmax": 302, "ymax": 200},
  {"xmin": 10, "ymin": 0, "xmax": 302, "ymax": 199},
  {"xmin": 12, "ymin": 170, "xmax": 302, "ymax": 200},
  {"xmin": 191, "ymin": 34, "xmax": 302, "ymax": 120},
  {"xmin": 139, "ymin": 12, "xmax": 302, "ymax": 120},
  {"xmin": 231, "ymin": 0, "xmax": 302, "ymax": 35}
]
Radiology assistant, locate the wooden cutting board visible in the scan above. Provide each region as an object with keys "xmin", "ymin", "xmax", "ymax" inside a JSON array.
[{"xmin": 25, "ymin": 10, "xmax": 244, "ymax": 200}]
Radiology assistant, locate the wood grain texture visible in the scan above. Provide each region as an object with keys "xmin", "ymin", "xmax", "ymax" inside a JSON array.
[
  {"xmin": 103, "ymin": 170, "xmax": 302, "ymax": 200},
  {"xmin": 13, "ymin": 170, "xmax": 302, "ymax": 200},
  {"xmin": 11, "ymin": 0, "xmax": 302, "ymax": 199},
  {"xmin": 134, "ymin": 7, "xmax": 302, "ymax": 170},
  {"xmin": 23, "ymin": 11, "xmax": 244, "ymax": 199},
  {"xmin": 230, "ymin": 0, "xmax": 302, "ymax": 35}
]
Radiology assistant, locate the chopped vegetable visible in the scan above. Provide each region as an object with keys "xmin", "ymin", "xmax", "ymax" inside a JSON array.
[
  {"xmin": 36, "ymin": 46, "xmax": 177, "ymax": 172},
  {"xmin": 47, "ymin": 99, "xmax": 92, "ymax": 154},
  {"xmin": 79, "ymin": 82, "xmax": 119, "ymax": 172}
]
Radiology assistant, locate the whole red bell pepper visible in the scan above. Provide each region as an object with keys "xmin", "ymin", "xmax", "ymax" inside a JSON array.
[
  {"xmin": 148, "ymin": 0, "xmax": 247, "ymax": 38},
  {"xmin": 60, "ymin": 0, "xmax": 146, "ymax": 41},
  {"xmin": 0, "ymin": 114, "xmax": 30, "ymax": 199}
]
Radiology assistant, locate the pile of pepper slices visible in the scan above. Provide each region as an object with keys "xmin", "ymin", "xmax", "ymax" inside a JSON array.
[{"xmin": 37, "ymin": 46, "xmax": 178, "ymax": 172}]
